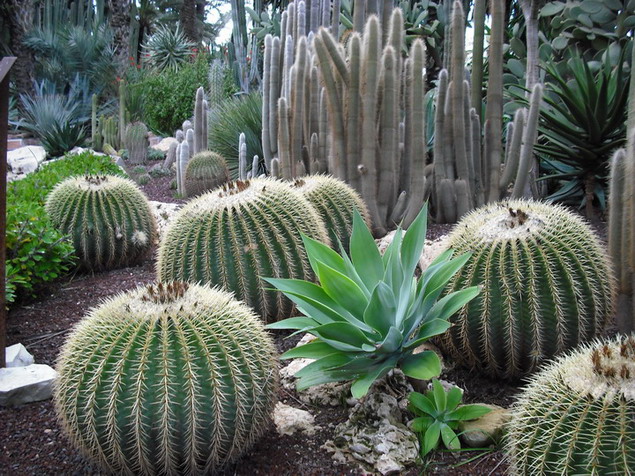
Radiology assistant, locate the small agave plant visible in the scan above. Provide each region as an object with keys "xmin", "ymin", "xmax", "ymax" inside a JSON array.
[{"xmin": 265, "ymin": 204, "xmax": 479, "ymax": 398}]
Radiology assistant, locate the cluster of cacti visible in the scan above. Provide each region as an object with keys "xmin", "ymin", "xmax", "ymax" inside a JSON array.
[
  {"xmin": 45, "ymin": 175, "xmax": 157, "ymax": 271},
  {"xmin": 507, "ymin": 335, "xmax": 635, "ymax": 474},
  {"xmin": 55, "ymin": 281, "xmax": 278, "ymax": 475},
  {"xmin": 237, "ymin": 132, "xmax": 261, "ymax": 180},
  {"xmin": 292, "ymin": 174, "xmax": 369, "ymax": 252},
  {"xmin": 176, "ymin": 121, "xmax": 194, "ymax": 197},
  {"xmin": 184, "ymin": 151, "xmax": 229, "ymax": 197},
  {"xmin": 157, "ymin": 177, "xmax": 329, "ymax": 322},
  {"xmin": 262, "ymin": 4, "xmax": 428, "ymax": 234},
  {"xmin": 124, "ymin": 121, "xmax": 149, "ymax": 164},
  {"xmin": 432, "ymin": 0, "xmax": 542, "ymax": 223},
  {"xmin": 436, "ymin": 200, "xmax": 615, "ymax": 379},
  {"xmin": 100, "ymin": 115, "xmax": 119, "ymax": 151}
]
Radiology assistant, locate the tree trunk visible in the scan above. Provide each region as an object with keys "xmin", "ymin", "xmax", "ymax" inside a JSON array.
[
  {"xmin": 108, "ymin": 0, "xmax": 131, "ymax": 73},
  {"xmin": 6, "ymin": 0, "xmax": 35, "ymax": 96},
  {"xmin": 180, "ymin": 0, "xmax": 199, "ymax": 44}
]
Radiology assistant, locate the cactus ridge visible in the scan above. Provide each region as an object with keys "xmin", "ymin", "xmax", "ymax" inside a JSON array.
[
  {"xmin": 184, "ymin": 151, "xmax": 230, "ymax": 197},
  {"xmin": 438, "ymin": 199, "xmax": 615, "ymax": 379},
  {"xmin": 292, "ymin": 174, "xmax": 370, "ymax": 251},
  {"xmin": 45, "ymin": 175, "xmax": 157, "ymax": 271},
  {"xmin": 54, "ymin": 282, "xmax": 278, "ymax": 475},
  {"xmin": 157, "ymin": 177, "xmax": 329, "ymax": 321},
  {"xmin": 507, "ymin": 335, "xmax": 635, "ymax": 475},
  {"xmin": 124, "ymin": 121, "xmax": 149, "ymax": 165}
]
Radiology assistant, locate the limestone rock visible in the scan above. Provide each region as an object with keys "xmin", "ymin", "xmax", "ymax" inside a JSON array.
[
  {"xmin": 273, "ymin": 402, "xmax": 319, "ymax": 436},
  {"xmin": 7, "ymin": 145, "xmax": 46, "ymax": 176},
  {"xmin": 279, "ymin": 357, "xmax": 351, "ymax": 406},
  {"xmin": 0, "ymin": 364, "xmax": 58, "ymax": 406},
  {"xmin": 149, "ymin": 201, "xmax": 181, "ymax": 240},
  {"xmin": 151, "ymin": 137, "xmax": 178, "ymax": 153},
  {"xmin": 458, "ymin": 404, "xmax": 511, "ymax": 448},
  {"xmin": 68, "ymin": 147, "xmax": 107, "ymax": 157},
  {"xmin": 376, "ymin": 233, "xmax": 450, "ymax": 272},
  {"xmin": 5, "ymin": 343, "xmax": 34, "ymax": 368}
]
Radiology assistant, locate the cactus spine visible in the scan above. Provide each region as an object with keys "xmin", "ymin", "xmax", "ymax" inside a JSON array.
[
  {"xmin": 437, "ymin": 200, "xmax": 615, "ymax": 379},
  {"xmin": 157, "ymin": 178, "xmax": 329, "ymax": 322},
  {"xmin": 124, "ymin": 121, "xmax": 149, "ymax": 164},
  {"xmin": 45, "ymin": 175, "xmax": 157, "ymax": 271},
  {"xmin": 55, "ymin": 281, "xmax": 278, "ymax": 475},
  {"xmin": 507, "ymin": 335, "xmax": 635, "ymax": 475},
  {"xmin": 184, "ymin": 151, "xmax": 229, "ymax": 197}
]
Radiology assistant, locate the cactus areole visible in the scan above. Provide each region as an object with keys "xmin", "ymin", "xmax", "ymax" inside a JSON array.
[
  {"xmin": 54, "ymin": 282, "xmax": 278, "ymax": 475},
  {"xmin": 508, "ymin": 335, "xmax": 635, "ymax": 475},
  {"xmin": 438, "ymin": 200, "xmax": 615, "ymax": 379}
]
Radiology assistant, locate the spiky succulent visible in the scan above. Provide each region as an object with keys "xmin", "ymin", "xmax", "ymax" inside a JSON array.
[
  {"xmin": 292, "ymin": 175, "xmax": 370, "ymax": 252},
  {"xmin": 184, "ymin": 151, "xmax": 229, "ymax": 197},
  {"xmin": 54, "ymin": 281, "xmax": 278, "ymax": 475},
  {"xmin": 157, "ymin": 177, "xmax": 329, "ymax": 322},
  {"xmin": 124, "ymin": 121, "xmax": 149, "ymax": 164},
  {"xmin": 507, "ymin": 335, "xmax": 635, "ymax": 475},
  {"xmin": 437, "ymin": 199, "xmax": 615, "ymax": 379},
  {"xmin": 45, "ymin": 175, "xmax": 157, "ymax": 270}
]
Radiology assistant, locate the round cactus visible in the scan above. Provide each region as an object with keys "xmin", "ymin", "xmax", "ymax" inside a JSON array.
[
  {"xmin": 157, "ymin": 177, "xmax": 329, "ymax": 322},
  {"xmin": 292, "ymin": 175, "xmax": 370, "ymax": 252},
  {"xmin": 55, "ymin": 281, "xmax": 278, "ymax": 475},
  {"xmin": 45, "ymin": 175, "xmax": 157, "ymax": 271},
  {"xmin": 436, "ymin": 200, "xmax": 615, "ymax": 379},
  {"xmin": 184, "ymin": 151, "xmax": 230, "ymax": 197},
  {"xmin": 507, "ymin": 335, "xmax": 635, "ymax": 475},
  {"xmin": 125, "ymin": 121, "xmax": 149, "ymax": 164}
]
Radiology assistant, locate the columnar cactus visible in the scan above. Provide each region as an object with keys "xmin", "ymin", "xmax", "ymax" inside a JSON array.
[
  {"xmin": 193, "ymin": 86, "xmax": 207, "ymax": 154},
  {"xmin": 184, "ymin": 151, "xmax": 230, "ymax": 197},
  {"xmin": 292, "ymin": 174, "xmax": 370, "ymax": 252},
  {"xmin": 45, "ymin": 175, "xmax": 157, "ymax": 271},
  {"xmin": 101, "ymin": 115, "xmax": 119, "ymax": 150},
  {"xmin": 124, "ymin": 121, "xmax": 149, "ymax": 164},
  {"xmin": 55, "ymin": 281, "xmax": 278, "ymax": 475},
  {"xmin": 507, "ymin": 335, "xmax": 635, "ymax": 474},
  {"xmin": 437, "ymin": 200, "xmax": 615, "ymax": 379},
  {"xmin": 157, "ymin": 177, "xmax": 329, "ymax": 321}
]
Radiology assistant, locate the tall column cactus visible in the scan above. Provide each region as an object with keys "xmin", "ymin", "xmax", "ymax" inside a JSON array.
[
  {"xmin": 124, "ymin": 121, "xmax": 149, "ymax": 165},
  {"xmin": 193, "ymin": 86, "xmax": 207, "ymax": 154},
  {"xmin": 55, "ymin": 281, "xmax": 278, "ymax": 475}
]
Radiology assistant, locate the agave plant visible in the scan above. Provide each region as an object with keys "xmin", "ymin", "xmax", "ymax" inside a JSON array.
[
  {"xmin": 142, "ymin": 24, "xmax": 195, "ymax": 72},
  {"xmin": 265, "ymin": 204, "xmax": 479, "ymax": 398}
]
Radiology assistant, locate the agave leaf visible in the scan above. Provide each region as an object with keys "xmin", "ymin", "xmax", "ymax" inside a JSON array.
[
  {"xmin": 350, "ymin": 361, "xmax": 395, "ymax": 398},
  {"xmin": 301, "ymin": 234, "xmax": 347, "ymax": 276},
  {"xmin": 423, "ymin": 421, "xmax": 441, "ymax": 456},
  {"xmin": 422, "ymin": 253, "xmax": 473, "ymax": 297},
  {"xmin": 440, "ymin": 424, "xmax": 461, "ymax": 450},
  {"xmin": 295, "ymin": 353, "xmax": 353, "ymax": 379},
  {"xmin": 265, "ymin": 316, "xmax": 321, "ymax": 330},
  {"xmin": 446, "ymin": 386, "xmax": 463, "ymax": 410},
  {"xmin": 350, "ymin": 210, "xmax": 384, "ymax": 291},
  {"xmin": 409, "ymin": 391, "xmax": 437, "ymax": 416},
  {"xmin": 400, "ymin": 350, "xmax": 441, "ymax": 380},
  {"xmin": 410, "ymin": 415, "xmax": 435, "ymax": 432},
  {"xmin": 339, "ymin": 242, "xmax": 372, "ymax": 297},
  {"xmin": 405, "ymin": 319, "xmax": 452, "ymax": 348},
  {"xmin": 316, "ymin": 261, "xmax": 369, "ymax": 319},
  {"xmin": 296, "ymin": 369, "xmax": 352, "ymax": 390},
  {"xmin": 432, "ymin": 379, "xmax": 447, "ymax": 411},
  {"xmin": 400, "ymin": 204, "xmax": 428, "ymax": 278},
  {"xmin": 448, "ymin": 404, "xmax": 492, "ymax": 422},
  {"xmin": 425, "ymin": 286, "xmax": 480, "ymax": 323},
  {"xmin": 281, "ymin": 340, "xmax": 337, "ymax": 359},
  {"xmin": 363, "ymin": 281, "xmax": 397, "ymax": 335},
  {"xmin": 309, "ymin": 322, "xmax": 371, "ymax": 349},
  {"xmin": 377, "ymin": 326, "xmax": 404, "ymax": 353}
]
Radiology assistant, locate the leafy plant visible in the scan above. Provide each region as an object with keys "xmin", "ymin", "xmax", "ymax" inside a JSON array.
[
  {"xmin": 265, "ymin": 204, "xmax": 479, "ymax": 398},
  {"xmin": 142, "ymin": 23, "xmax": 195, "ymax": 72},
  {"xmin": 409, "ymin": 379, "xmax": 491, "ymax": 457}
]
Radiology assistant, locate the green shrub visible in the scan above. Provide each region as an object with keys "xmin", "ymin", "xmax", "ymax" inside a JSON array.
[
  {"xmin": 6, "ymin": 151, "xmax": 126, "ymax": 305},
  {"xmin": 136, "ymin": 54, "xmax": 209, "ymax": 135}
]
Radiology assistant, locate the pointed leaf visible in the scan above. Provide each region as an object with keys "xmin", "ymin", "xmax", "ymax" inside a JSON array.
[
  {"xmin": 432, "ymin": 379, "xmax": 447, "ymax": 411},
  {"xmin": 316, "ymin": 261, "xmax": 368, "ymax": 318},
  {"xmin": 440, "ymin": 424, "xmax": 461, "ymax": 450},
  {"xmin": 281, "ymin": 340, "xmax": 336, "ymax": 359},
  {"xmin": 400, "ymin": 204, "xmax": 428, "ymax": 277},
  {"xmin": 426, "ymin": 286, "xmax": 480, "ymax": 323},
  {"xmin": 423, "ymin": 421, "xmax": 441, "ymax": 456},
  {"xmin": 350, "ymin": 362, "xmax": 393, "ymax": 398},
  {"xmin": 409, "ymin": 391, "xmax": 437, "ymax": 416},
  {"xmin": 294, "ymin": 353, "xmax": 352, "ymax": 378},
  {"xmin": 401, "ymin": 350, "xmax": 441, "ymax": 380},
  {"xmin": 266, "ymin": 316, "xmax": 321, "ymax": 330},
  {"xmin": 350, "ymin": 210, "xmax": 384, "ymax": 290},
  {"xmin": 363, "ymin": 281, "xmax": 397, "ymax": 335},
  {"xmin": 449, "ymin": 404, "xmax": 492, "ymax": 422},
  {"xmin": 405, "ymin": 319, "xmax": 452, "ymax": 348},
  {"xmin": 309, "ymin": 322, "xmax": 370, "ymax": 349},
  {"xmin": 445, "ymin": 386, "xmax": 464, "ymax": 411},
  {"xmin": 377, "ymin": 326, "xmax": 404, "ymax": 353},
  {"xmin": 410, "ymin": 416, "xmax": 434, "ymax": 432}
]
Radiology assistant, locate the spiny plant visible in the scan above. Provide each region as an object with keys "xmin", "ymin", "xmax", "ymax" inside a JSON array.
[
  {"xmin": 142, "ymin": 24, "xmax": 195, "ymax": 72},
  {"xmin": 55, "ymin": 281, "xmax": 278, "ymax": 475},
  {"xmin": 124, "ymin": 121, "xmax": 149, "ymax": 165},
  {"xmin": 437, "ymin": 199, "xmax": 615, "ymax": 379},
  {"xmin": 292, "ymin": 175, "xmax": 370, "ymax": 252},
  {"xmin": 184, "ymin": 151, "xmax": 230, "ymax": 198},
  {"xmin": 157, "ymin": 177, "xmax": 329, "ymax": 322},
  {"xmin": 507, "ymin": 334, "xmax": 635, "ymax": 475},
  {"xmin": 45, "ymin": 175, "xmax": 157, "ymax": 270}
]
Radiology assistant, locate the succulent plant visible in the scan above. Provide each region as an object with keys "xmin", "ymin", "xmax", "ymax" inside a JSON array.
[
  {"xmin": 184, "ymin": 151, "xmax": 230, "ymax": 198},
  {"xmin": 45, "ymin": 175, "xmax": 157, "ymax": 270},
  {"xmin": 437, "ymin": 199, "xmax": 615, "ymax": 379},
  {"xmin": 125, "ymin": 121, "xmax": 149, "ymax": 165},
  {"xmin": 507, "ymin": 334, "xmax": 635, "ymax": 475},
  {"xmin": 292, "ymin": 175, "xmax": 370, "ymax": 252},
  {"xmin": 100, "ymin": 115, "xmax": 119, "ymax": 150},
  {"xmin": 55, "ymin": 281, "xmax": 278, "ymax": 475},
  {"xmin": 157, "ymin": 177, "xmax": 329, "ymax": 322}
]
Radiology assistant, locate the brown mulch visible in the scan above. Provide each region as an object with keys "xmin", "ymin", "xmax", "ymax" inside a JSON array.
[{"xmin": 1, "ymin": 164, "xmax": 519, "ymax": 475}]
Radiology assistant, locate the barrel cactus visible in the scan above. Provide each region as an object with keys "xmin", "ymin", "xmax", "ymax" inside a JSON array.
[
  {"xmin": 54, "ymin": 281, "xmax": 278, "ymax": 475},
  {"xmin": 45, "ymin": 175, "xmax": 157, "ymax": 270},
  {"xmin": 157, "ymin": 177, "xmax": 329, "ymax": 322},
  {"xmin": 125, "ymin": 121, "xmax": 149, "ymax": 164},
  {"xmin": 292, "ymin": 175, "xmax": 370, "ymax": 252},
  {"xmin": 507, "ymin": 334, "xmax": 635, "ymax": 475},
  {"xmin": 437, "ymin": 200, "xmax": 615, "ymax": 379},
  {"xmin": 184, "ymin": 151, "xmax": 230, "ymax": 197}
]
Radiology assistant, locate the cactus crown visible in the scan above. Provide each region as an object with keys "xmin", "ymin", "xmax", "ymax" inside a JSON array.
[{"xmin": 140, "ymin": 281, "xmax": 190, "ymax": 304}]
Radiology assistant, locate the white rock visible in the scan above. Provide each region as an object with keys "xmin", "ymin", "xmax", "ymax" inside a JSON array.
[
  {"xmin": 273, "ymin": 402, "xmax": 319, "ymax": 436},
  {"xmin": 458, "ymin": 404, "xmax": 511, "ymax": 448},
  {"xmin": 149, "ymin": 201, "xmax": 182, "ymax": 240},
  {"xmin": 68, "ymin": 147, "xmax": 107, "ymax": 157},
  {"xmin": 7, "ymin": 146, "xmax": 46, "ymax": 175},
  {"xmin": 376, "ymin": 233, "xmax": 450, "ymax": 271},
  {"xmin": 5, "ymin": 343, "xmax": 34, "ymax": 368},
  {"xmin": 0, "ymin": 364, "xmax": 58, "ymax": 407},
  {"xmin": 151, "ymin": 137, "xmax": 178, "ymax": 153}
]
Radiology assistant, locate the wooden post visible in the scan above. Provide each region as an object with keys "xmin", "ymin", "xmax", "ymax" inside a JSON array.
[{"xmin": 0, "ymin": 57, "xmax": 16, "ymax": 368}]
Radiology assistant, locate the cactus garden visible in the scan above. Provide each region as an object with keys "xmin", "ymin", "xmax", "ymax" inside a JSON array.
[{"xmin": 3, "ymin": 0, "xmax": 635, "ymax": 475}]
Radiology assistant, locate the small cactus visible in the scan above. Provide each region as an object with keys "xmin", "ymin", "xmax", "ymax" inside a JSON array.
[
  {"xmin": 100, "ymin": 115, "xmax": 119, "ymax": 150},
  {"xmin": 157, "ymin": 177, "xmax": 329, "ymax": 321},
  {"xmin": 507, "ymin": 335, "xmax": 635, "ymax": 475},
  {"xmin": 125, "ymin": 121, "xmax": 149, "ymax": 164},
  {"xmin": 184, "ymin": 151, "xmax": 230, "ymax": 197},
  {"xmin": 437, "ymin": 200, "xmax": 615, "ymax": 379},
  {"xmin": 45, "ymin": 175, "xmax": 157, "ymax": 270},
  {"xmin": 292, "ymin": 174, "xmax": 370, "ymax": 252},
  {"xmin": 55, "ymin": 281, "xmax": 278, "ymax": 475}
]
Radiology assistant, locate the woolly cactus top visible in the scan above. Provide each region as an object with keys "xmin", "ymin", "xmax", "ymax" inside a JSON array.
[{"xmin": 66, "ymin": 174, "xmax": 125, "ymax": 192}]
